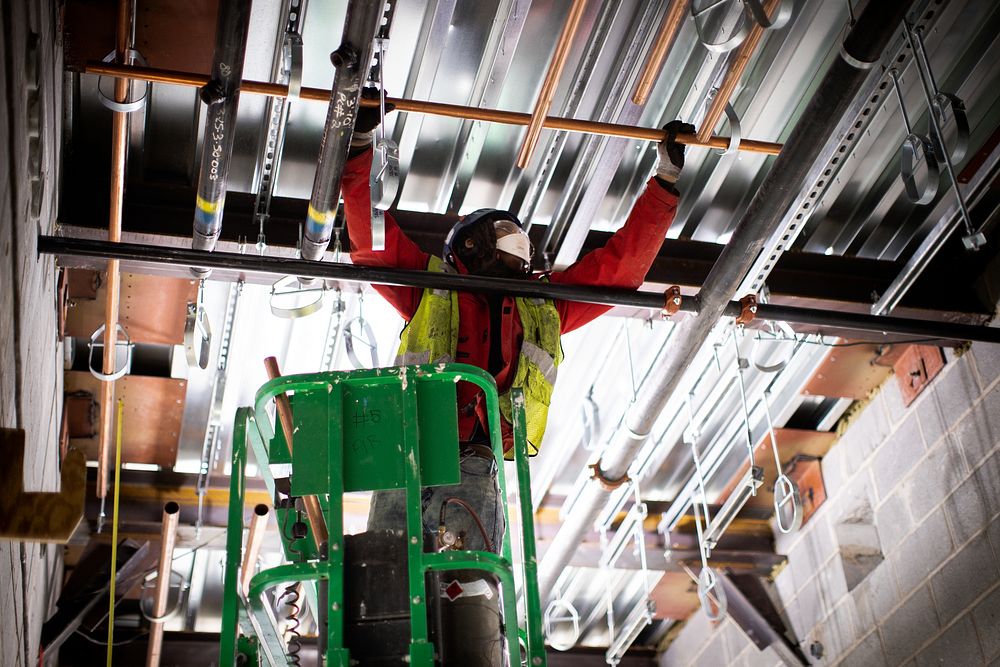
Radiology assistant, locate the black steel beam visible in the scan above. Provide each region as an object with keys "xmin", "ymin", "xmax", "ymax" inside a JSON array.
[
  {"xmin": 38, "ymin": 234, "xmax": 1000, "ymax": 344},
  {"xmin": 57, "ymin": 179, "xmax": 996, "ymax": 319}
]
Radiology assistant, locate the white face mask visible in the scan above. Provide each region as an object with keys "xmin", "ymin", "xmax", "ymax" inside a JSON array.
[{"xmin": 494, "ymin": 220, "xmax": 532, "ymax": 264}]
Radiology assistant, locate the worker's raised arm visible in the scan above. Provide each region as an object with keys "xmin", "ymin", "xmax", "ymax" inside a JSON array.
[
  {"xmin": 550, "ymin": 121, "xmax": 694, "ymax": 333},
  {"xmin": 341, "ymin": 91, "xmax": 429, "ymax": 320}
]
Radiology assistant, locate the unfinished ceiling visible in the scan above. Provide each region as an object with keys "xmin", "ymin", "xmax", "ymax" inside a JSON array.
[{"xmin": 46, "ymin": 0, "xmax": 1000, "ymax": 661}]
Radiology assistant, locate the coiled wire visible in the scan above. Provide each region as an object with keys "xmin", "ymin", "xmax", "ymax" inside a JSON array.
[{"xmin": 279, "ymin": 507, "xmax": 305, "ymax": 665}]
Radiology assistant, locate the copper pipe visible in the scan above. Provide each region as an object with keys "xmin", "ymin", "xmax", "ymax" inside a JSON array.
[
  {"xmin": 146, "ymin": 501, "xmax": 180, "ymax": 667},
  {"xmin": 696, "ymin": 0, "xmax": 779, "ymax": 144},
  {"xmin": 83, "ymin": 62, "xmax": 784, "ymax": 155},
  {"xmin": 632, "ymin": 0, "xmax": 690, "ymax": 105},
  {"xmin": 97, "ymin": 0, "xmax": 134, "ymax": 499},
  {"xmin": 263, "ymin": 357, "xmax": 329, "ymax": 548},
  {"xmin": 515, "ymin": 0, "xmax": 588, "ymax": 169},
  {"xmin": 240, "ymin": 504, "xmax": 270, "ymax": 596}
]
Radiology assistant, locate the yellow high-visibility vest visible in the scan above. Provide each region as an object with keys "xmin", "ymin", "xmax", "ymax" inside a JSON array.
[{"xmin": 395, "ymin": 256, "xmax": 563, "ymax": 454}]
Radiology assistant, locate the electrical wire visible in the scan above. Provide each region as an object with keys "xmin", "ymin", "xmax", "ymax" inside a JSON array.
[
  {"xmin": 74, "ymin": 629, "xmax": 150, "ymax": 647},
  {"xmin": 278, "ymin": 507, "xmax": 304, "ymax": 666},
  {"xmin": 440, "ymin": 497, "xmax": 494, "ymax": 553},
  {"xmin": 751, "ymin": 331, "xmax": 946, "ymax": 348}
]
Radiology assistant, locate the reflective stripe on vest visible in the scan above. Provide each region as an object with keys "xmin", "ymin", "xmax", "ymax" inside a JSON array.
[{"xmin": 393, "ymin": 258, "xmax": 562, "ymax": 454}]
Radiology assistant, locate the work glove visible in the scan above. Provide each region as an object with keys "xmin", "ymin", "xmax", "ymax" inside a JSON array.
[
  {"xmin": 351, "ymin": 87, "xmax": 396, "ymax": 148},
  {"xmin": 656, "ymin": 120, "xmax": 696, "ymax": 183}
]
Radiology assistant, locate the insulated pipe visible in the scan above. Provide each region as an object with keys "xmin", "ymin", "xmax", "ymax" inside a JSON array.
[
  {"xmin": 82, "ymin": 62, "xmax": 785, "ymax": 156},
  {"xmin": 191, "ymin": 0, "xmax": 253, "ymax": 261},
  {"xmin": 263, "ymin": 357, "xmax": 330, "ymax": 548},
  {"xmin": 515, "ymin": 0, "xmax": 588, "ymax": 169},
  {"xmin": 146, "ymin": 501, "xmax": 180, "ymax": 667},
  {"xmin": 301, "ymin": 0, "xmax": 384, "ymax": 262},
  {"xmin": 240, "ymin": 504, "xmax": 270, "ymax": 596},
  {"xmin": 535, "ymin": 0, "xmax": 917, "ymax": 596},
  {"xmin": 36, "ymin": 236, "xmax": 1000, "ymax": 345},
  {"xmin": 697, "ymin": 0, "xmax": 779, "ymax": 144},
  {"xmin": 631, "ymin": 0, "xmax": 690, "ymax": 105},
  {"xmin": 97, "ymin": 0, "xmax": 133, "ymax": 500}
]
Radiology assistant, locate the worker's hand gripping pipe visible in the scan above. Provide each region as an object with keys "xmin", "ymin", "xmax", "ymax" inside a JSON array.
[
  {"xmin": 191, "ymin": 0, "xmax": 253, "ymax": 261},
  {"xmin": 302, "ymin": 0, "xmax": 386, "ymax": 262}
]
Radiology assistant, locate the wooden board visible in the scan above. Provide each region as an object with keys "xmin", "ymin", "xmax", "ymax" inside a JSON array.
[
  {"xmin": 649, "ymin": 572, "xmax": 701, "ymax": 620},
  {"xmin": 64, "ymin": 272, "xmax": 198, "ymax": 346},
  {"xmin": 64, "ymin": 371, "xmax": 186, "ymax": 468},
  {"xmin": 716, "ymin": 428, "xmax": 836, "ymax": 512},
  {"xmin": 801, "ymin": 342, "xmax": 908, "ymax": 400}
]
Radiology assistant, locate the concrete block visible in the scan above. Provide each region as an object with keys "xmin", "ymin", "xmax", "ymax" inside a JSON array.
[
  {"xmin": 882, "ymin": 377, "xmax": 909, "ymax": 427},
  {"xmin": 742, "ymin": 645, "xmax": 782, "ymax": 667},
  {"xmin": 971, "ymin": 343, "xmax": 1000, "ymax": 392},
  {"xmin": 892, "ymin": 508, "xmax": 954, "ymax": 595},
  {"xmin": 796, "ymin": 578, "xmax": 827, "ymax": 636},
  {"xmin": 973, "ymin": 583, "xmax": 1000, "ymax": 661},
  {"xmin": 816, "ymin": 553, "xmax": 849, "ymax": 606},
  {"xmin": 954, "ymin": 383, "xmax": 1000, "ymax": 470},
  {"xmin": 915, "ymin": 615, "xmax": 984, "ymax": 667},
  {"xmin": 929, "ymin": 356, "xmax": 981, "ymax": 433},
  {"xmin": 898, "ymin": 437, "xmax": 970, "ymax": 524},
  {"xmin": 880, "ymin": 586, "xmax": 940, "ymax": 666},
  {"xmin": 943, "ymin": 472, "xmax": 994, "ymax": 546},
  {"xmin": 930, "ymin": 535, "xmax": 999, "ymax": 622},
  {"xmin": 721, "ymin": 619, "xmax": 753, "ymax": 663},
  {"xmin": 841, "ymin": 399, "xmax": 891, "ymax": 472},
  {"xmin": 840, "ymin": 630, "xmax": 887, "ymax": 667},
  {"xmin": 774, "ymin": 565, "xmax": 797, "ymax": 606},
  {"xmin": 875, "ymin": 493, "xmax": 913, "ymax": 554},
  {"xmin": 872, "ymin": 415, "xmax": 925, "ymax": 501},
  {"xmin": 918, "ymin": 397, "xmax": 951, "ymax": 453},
  {"xmin": 976, "ymin": 453, "xmax": 1000, "ymax": 520},
  {"xmin": 821, "ymin": 442, "xmax": 850, "ymax": 502},
  {"xmin": 789, "ymin": 532, "xmax": 822, "ymax": 594},
  {"xmin": 817, "ymin": 597, "xmax": 860, "ymax": 659},
  {"xmin": 852, "ymin": 561, "xmax": 901, "ymax": 629}
]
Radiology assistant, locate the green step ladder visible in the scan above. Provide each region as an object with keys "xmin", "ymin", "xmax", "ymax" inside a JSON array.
[{"xmin": 219, "ymin": 363, "xmax": 546, "ymax": 666}]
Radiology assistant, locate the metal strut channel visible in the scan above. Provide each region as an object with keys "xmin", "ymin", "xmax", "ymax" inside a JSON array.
[
  {"xmin": 191, "ymin": 0, "xmax": 253, "ymax": 263},
  {"xmin": 37, "ymin": 235, "xmax": 1000, "ymax": 345},
  {"xmin": 195, "ymin": 280, "xmax": 244, "ymax": 534},
  {"xmin": 251, "ymin": 0, "xmax": 309, "ymax": 256},
  {"xmin": 301, "ymin": 0, "xmax": 386, "ymax": 262}
]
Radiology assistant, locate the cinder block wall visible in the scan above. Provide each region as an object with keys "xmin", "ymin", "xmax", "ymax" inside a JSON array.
[
  {"xmin": 660, "ymin": 342, "xmax": 1000, "ymax": 667},
  {"xmin": 1, "ymin": 0, "xmax": 66, "ymax": 664}
]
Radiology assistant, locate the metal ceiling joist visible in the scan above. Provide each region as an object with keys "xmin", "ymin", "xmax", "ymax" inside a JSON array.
[{"xmin": 534, "ymin": 0, "xmax": 919, "ymax": 597}]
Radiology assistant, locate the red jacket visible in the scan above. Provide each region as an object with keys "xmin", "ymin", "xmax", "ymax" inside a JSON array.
[{"xmin": 342, "ymin": 148, "xmax": 679, "ymax": 443}]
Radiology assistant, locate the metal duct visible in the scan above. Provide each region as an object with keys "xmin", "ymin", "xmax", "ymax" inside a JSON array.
[
  {"xmin": 191, "ymin": 0, "xmax": 253, "ymax": 259},
  {"xmin": 536, "ymin": 0, "xmax": 917, "ymax": 595},
  {"xmin": 301, "ymin": 0, "xmax": 384, "ymax": 262}
]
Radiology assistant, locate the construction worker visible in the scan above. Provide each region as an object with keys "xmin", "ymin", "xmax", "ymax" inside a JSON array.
[{"xmin": 342, "ymin": 98, "xmax": 692, "ymax": 556}]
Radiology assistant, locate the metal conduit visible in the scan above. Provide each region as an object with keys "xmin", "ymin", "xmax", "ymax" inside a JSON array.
[
  {"xmin": 191, "ymin": 0, "xmax": 253, "ymax": 260},
  {"xmin": 97, "ymin": 0, "xmax": 133, "ymax": 502},
  {"xmin": 535, "ymin": 0, "xmax": 918, "ymax": 596},
  {"xmin": 301, "ymin": 0, "xmax": 384, "ymax": 262},
  {"xmin": 82, "ymin": 61, "xmax": 785, "ymax": 155},
  {"xmin": 36, "ymin": 235, "xmax": 1000, "ymax": 345}
]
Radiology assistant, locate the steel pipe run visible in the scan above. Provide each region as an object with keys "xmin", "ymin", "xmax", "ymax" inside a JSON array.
[
  {"xmin": 240, "ymin": 504, "xmax": 270, "ymax": 596},
  {"xmin": 515, "ymin": 0, "xmax": 589, "ymax": 169},
  {"xmin": 146, "ymin": 501, "xmax": 180, "ymax": 667},
  {"xmin": 37, "ymin": 235, "xmax": 1000, "ymax": 345},
  {"xmin": 81, "ymin": 62, "xmax": 785, "ymax": 155},
  {"xmin": 535, "ymin": 0, "xmax": 919, "ymax": 596},
  {"xmin": 97, "ymin": 0, "xmax": 133, "ymax": 504},
  {"xmin": 191, "ymin": 0, "xmax": 253, "ymax": 260},
  {"xmin": 631, "ymin": 0, "xmax": 690, "ymax": 105},
  {"xmin": 302, "ymin": 0, "xmax": 384, "ymax": 262}
]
